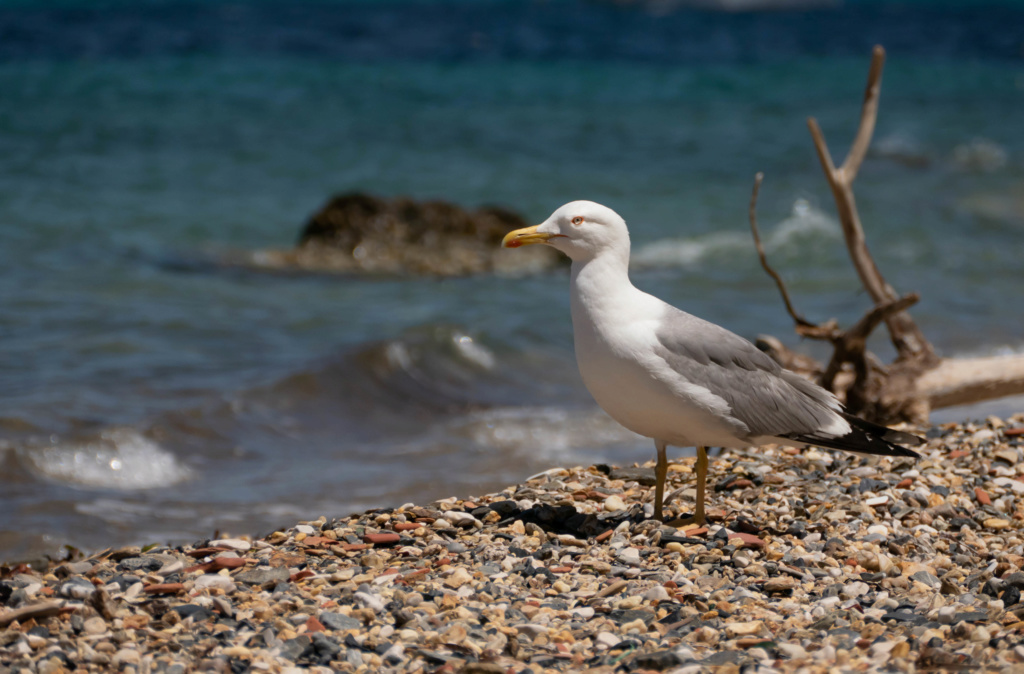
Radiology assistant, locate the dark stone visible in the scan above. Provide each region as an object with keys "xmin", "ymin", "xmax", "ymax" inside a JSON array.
[
  {"xmin": 59, "ymin": 576, "xmax": 94, "ymax": 597},
  {"xmin": 949, "ymin": 517, "xmax": 977, "ymax": 529},
  {"xmin": 108, "ymin": 574, "xmax": 142, "ymax": 591},
  {"xmin": 309, "ymin": 633, "xmax": 341, "ymax": 664},
  {"xmin": 5, "ymin": 590, "xmax": 26, "ymax": 610},
  {"xmin": 28, "ymin": 625, "xmax": 51, "ymax": 638},
  {"xmin": 930, "ymin": 485, "xmax": 950, "ymax": 496},
  {"xmin": 786, "ymin": 521, "xmax": 807, "ymax": 538},
  {"xmin": 488, "ymin": 501, "xmax": 520, "ymax": 518},
  {"xmin": 171, "ymin": 604, "xmax": 214, "ymax": 622},
  {"xmin": 1004, "ymin": 572, "xmax": 1024, "ymax": 589},
  {"xmin": 289, "ymin": 193, "xmax": 562, "ymax": 276},
  {"xmin": 861, "ymin": 572, "xmax": 886, "ymax": 583},
  {"xmin": 320, "ymin": 612, "xmax": 361, "ymax": 631},
  {"xmin": 858, "ymin": 478, "xmax": 888, "ymax": 494},
  {"xmin": 701, "ymin": 650, "xmax": 750, "ymax": 666},
  {"xmin": 280, "ymin": 636, "xmax": 311, "ymax": 661},
  {"xmin": 953, "ymin": 611, "xmax": 990, "ymax": 623},
  {"xmin": 883, "ymin": 610, "xmax": 926, "ymax": 625},
  {"xmin": 982, "ymin": 578, "xmax": 1004, "ymax": 597},
  {"xmin": 118, "ymin": 556, "xmax": 164, "ymax": 573},
  {"xmin": 415, "ymin": 650, "xmax": 451, "ymax": 664},
  {"xmin": 827, "ymin": 628, "xmax": 861, "ymax": 649},
  {"xmin": 611, "ymin": 609, "xmax": 656, "ymax": 625},
  {"xmin": 604, "ymin": 466, "xmax": 656, "ymax": 486},
  {"xmin": 469, "ymin": 507, "xmax": 492, "ymax": 520},
  {"xmin": 236, "ymin": 566, "xmax": 290, "ymax": 586},
  {"xmin": 911, "ymin": 571, "xmax": 940, "ymax": 589},
  {"xmin": 504, "ymin": 608, "xmax": 528, "ymax": 624},
  {"xmin": 629, "ymin": 650, "xmax": 682, "ymax": 670},
  {"xmin": 0, "ymin": 582, "xmax": 12, "ymax": 606}
]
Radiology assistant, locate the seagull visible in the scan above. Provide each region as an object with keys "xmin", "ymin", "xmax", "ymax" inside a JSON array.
[{"xmin": 502, "ymin": 201, "xmax": 921, "ymax": 525}]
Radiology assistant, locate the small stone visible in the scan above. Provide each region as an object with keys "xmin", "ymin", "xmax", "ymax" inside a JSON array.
[
  {"xmin": 725, "ymin": 621, "xmax": 764, "ymax": 638},
  {"xmin": 363, "ymin": 533, "xmax": 401, "ymax": 545},
  {"xmin": 604, "ymin": 495, "xmax": 626, "ymax": 512},
  {"xmin": 778, "ymin": 642, "xmax": 808, "ymax": 659},
  {"xmin": 209, "ymin": 538, "xmax": 251, "ymax": 551},
  {"xmin": 644, "ymin": 585, "xmax": 670, "ymax": 602},
  {"xmin": 975, "ymin": 488, "xmax": 992, "ymax": 505},
  {"xmin": 236, "ymin": 566, "xmax": 290, "ymax": 586},
  {"xmin": 83, "ymin": 617, "xmax": 107, "ymax": 635},
  {"xmin": 442, "ymin": 511, "xmax": 480, "ymax": 528},
  {"xmin": 616, "ymin": 548, "xmax": 641, "ymax": 566},
  {"xmin": 763, "ymin": 577, "xmax": 797, "ymax": 594},
  {"xmin": 354, "ymin": 591, "xmax": 385, "ymax": 612},
  {"xmin": 984, "ymin": 518, "xmax": 1011, "ymax": 530},
  {"xmin": 728, "ymin": 532, "xmax": 765, "ymax": 549},
  {"xmin": 112, "ymin": 648, "xmax": 141, "ymax": 666},
  {"xmin": 194, "ymin": 574, "xmax": 236, "ymax": 594},
  {"xmin": 615, "ymin": 594, "xmax": 643, "ymax": 610},
  {"xmin": 320, "ymin": 612, "xmax": 361, "ymax": 631},
  {"xmin": 444, "ymin": 568, "xmax": 474, "ymax": 589},
  {"xmin": 910, "ymin": 571, "xmax": 941, "ymax": 589}
]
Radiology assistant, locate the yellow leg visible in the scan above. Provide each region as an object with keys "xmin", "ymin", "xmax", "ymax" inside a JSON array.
[
  {"xmin": 653, "ymin": 440, "xmax": 668, "ymax": 521},
  {"xmin": 665, "ymin": 446, "xmax": 708, "ymax": 527}
]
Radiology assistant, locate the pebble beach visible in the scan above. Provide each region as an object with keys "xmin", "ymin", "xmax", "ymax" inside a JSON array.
[{"xmin": 3, "ymin": 413, "xmax": 1024, "ymax": 673}]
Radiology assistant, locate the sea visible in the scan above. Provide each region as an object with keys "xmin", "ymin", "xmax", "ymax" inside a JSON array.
[{"xmin": 1, "ymin": 0, "xmax": 1023, "ymax": 562}]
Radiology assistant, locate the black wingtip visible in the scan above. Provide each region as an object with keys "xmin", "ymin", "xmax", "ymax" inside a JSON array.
[
  {"xmin": 786, "ymin": 413, "xmax": 924, "ymax": 460},
  {"xmin": 842, "ymin": 412, "xmax": 925, "ymax": 447}
]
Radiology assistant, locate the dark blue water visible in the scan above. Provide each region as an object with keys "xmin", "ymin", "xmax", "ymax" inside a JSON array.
[{"xmin": 1, "ymin": 0, "xmax": 1022, "ymax": 561}]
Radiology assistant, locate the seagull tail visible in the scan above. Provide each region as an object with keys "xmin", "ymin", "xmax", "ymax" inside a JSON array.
[{"xmin": 785, "ymin": 412, "xmax": 923, "ymax": 459}]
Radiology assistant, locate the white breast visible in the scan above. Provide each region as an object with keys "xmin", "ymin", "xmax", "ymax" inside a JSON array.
[{"xmin": 570, "ymin": 280, "xmax": 746, "ymax": 449}]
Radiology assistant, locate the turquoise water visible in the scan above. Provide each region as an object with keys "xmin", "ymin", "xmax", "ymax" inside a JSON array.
[{"xmin": 1, "ymin": 0, "xmax": 1022, "ymax": 560}]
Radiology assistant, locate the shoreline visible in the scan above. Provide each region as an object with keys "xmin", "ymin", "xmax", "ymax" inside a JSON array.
[{"xmin": 2, "ymin": 414, "xmax": 1023, "ymax": 672}]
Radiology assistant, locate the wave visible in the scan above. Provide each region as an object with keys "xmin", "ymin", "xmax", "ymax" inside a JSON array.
[
  {"xmin": 630, "ymin": 198, "xmax": 838, "ymax": 270},
  {"xmin": 16, "ymin": 428, "xmax": 192, "ymax": 490}
]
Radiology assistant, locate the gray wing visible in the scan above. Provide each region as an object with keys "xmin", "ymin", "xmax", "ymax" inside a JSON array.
[{"xmin": 653, "ymin": 307, "xmax": 838, "ymax": 439}]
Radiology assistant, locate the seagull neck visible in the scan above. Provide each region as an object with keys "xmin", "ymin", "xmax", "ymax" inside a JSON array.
[{"xmin": 570, "ymin": 252, "xmax": 638, "ymax": 317}]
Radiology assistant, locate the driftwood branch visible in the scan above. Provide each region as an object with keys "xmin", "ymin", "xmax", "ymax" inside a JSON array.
[
  {"xmin": 749, "ymin": 45, "xmax": 1024, "ymax": 423},
  {"xmin": 819, "ymin": 293, "xmax": 919, "ymax": 391},
  {"xmin": 747, "ymin": 172, "xmax": 818, "ymax": 331},
  {"xmin": 806, "ymin": 45, "xmax": 936, "ymax": 365}
]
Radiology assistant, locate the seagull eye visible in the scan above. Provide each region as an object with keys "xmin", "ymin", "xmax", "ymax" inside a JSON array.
[{"xmin": 571, "ymin": 216, "xmax": 584, "ymax": 226}]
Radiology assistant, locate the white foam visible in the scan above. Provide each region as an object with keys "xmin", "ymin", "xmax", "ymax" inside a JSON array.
[
  {"xmin": 21, "ymin": 428, "xmax": 191, "ymax": 490},
  {"xmin": 452, "ymin": 332, "xmax": 495, "ymax": 370},
  {"xmin": 631, "ymin": 198, "xmax": 838, "ymax": 270},
  {"xmin": 457, "ymin": 406, "xmax": 645, "ymax": 459}
]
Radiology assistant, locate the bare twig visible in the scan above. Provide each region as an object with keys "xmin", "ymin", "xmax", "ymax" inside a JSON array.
[
  {"xmin": 806, "ymin": 45, "xmax": 935, "ymax": 364},
  {"xmin": 748, "ymin": 173, "xmax": 817, "ymax": 330},
  {"xmin": 842, "ymin": 45, "xmax": 886, "ymax": 182}
]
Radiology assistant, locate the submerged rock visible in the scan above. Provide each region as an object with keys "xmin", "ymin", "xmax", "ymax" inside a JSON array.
[{"xmin": 247, "ymin": 193, "xmax": 562, "ymax": 276}]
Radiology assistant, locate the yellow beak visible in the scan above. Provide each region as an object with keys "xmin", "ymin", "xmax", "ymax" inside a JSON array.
[{"xmin": 502, "ymin": 224, "xmax": 561, "ymax": 248}]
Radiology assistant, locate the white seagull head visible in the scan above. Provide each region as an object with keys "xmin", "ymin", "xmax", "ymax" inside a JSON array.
[{"xmin": 502, "ymin": 200, "xmax": 630, "ymax": 263}]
